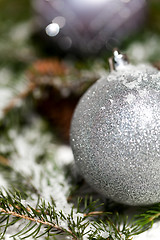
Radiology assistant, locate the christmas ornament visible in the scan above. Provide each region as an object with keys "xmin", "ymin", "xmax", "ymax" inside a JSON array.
[
  {"xmin": 32, "ymin": 0, "xmax": 147, "ymax": 54},
  {"xmin": 70, "ymin": 50, "xmax": 160, "ymax": 206}
]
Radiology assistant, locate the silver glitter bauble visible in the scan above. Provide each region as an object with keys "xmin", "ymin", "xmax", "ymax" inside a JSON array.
[
  {"xmin": 32, "ymin": 0, "xmax": 146, "ymax": 54},
  {"xmin": 70, "ymin": 61, "xmax": 160, "ymax": 206}
]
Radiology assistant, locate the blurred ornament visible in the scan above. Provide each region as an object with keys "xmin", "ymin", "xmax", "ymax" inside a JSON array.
[
  {"xmin": 32, "ymin": 0, "xmax": 147, "ymax": 54},
  {"xmin": 70, "ymin": 50, "xmax": 160, "ymax": 206}
]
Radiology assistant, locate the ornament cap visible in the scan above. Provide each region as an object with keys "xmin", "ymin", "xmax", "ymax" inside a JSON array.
[{"xmin": 109, "ymin": 48, "xmax": 129, "ymax": 71}]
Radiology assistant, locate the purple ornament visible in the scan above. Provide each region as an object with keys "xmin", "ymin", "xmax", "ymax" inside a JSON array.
[{"xmin": 32, "ymin": 0, "xmax": 147, "ymax": 54}]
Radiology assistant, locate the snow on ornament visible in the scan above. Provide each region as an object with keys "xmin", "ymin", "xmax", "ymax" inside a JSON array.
[
  {"xmin": 70, "ymin": 50, "xmax": 160, "ymax": 206},
  {"xmin": 32, "ymin": 0, "xmax": 147, "ymax": 54}
]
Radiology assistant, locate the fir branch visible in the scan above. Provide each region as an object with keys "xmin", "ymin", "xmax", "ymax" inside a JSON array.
[
  {"xmin": 0, "ymin": 189, "xmax": 133, "ymax": 240},
  {"xmin": 0, "ymin": 190, "xmax": 79, "ymax": 239},
  {"xmin": 149, "ymin": 212, "xmax": 160, "ymax": 222},
  {"xmin": 0, "ymin": 187, "xmax": 158, "ymax": 239},
  {"xmin": 84, "ymin": 211, "xmax": 104, "ymax": 217},
  {"xmin": 134, "ymin": 203, "xmax": 160, "ymax": 232},
  {"xmin": 0, "ymin": 207, "xmax": 56, "ymax": 227}
]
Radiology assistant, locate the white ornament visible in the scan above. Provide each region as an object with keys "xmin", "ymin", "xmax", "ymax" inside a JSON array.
[{"xmin": 70, "ymin": 50, "xmax": 160, "ymax": 206}]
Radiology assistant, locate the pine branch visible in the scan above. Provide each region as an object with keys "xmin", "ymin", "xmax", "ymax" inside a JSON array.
[
  {"xmin": 84, "ymin": 211, "xmax": 104, "ymax": 217},
  {"xmin": 0, "ymin": 189, "xmax": 140, "ymax": 240},
  {"xmin": 134, "ymin": 203, "xmax": 160, "ymax": 232},
  {"xmin": 149, "ymin": 212, "xmax": 160, "ymax": 222},
  {"xmin": 0, "ymin": 207, "xmax": 79, "ymax": 239},
  {"xmin": 0, "ymin": 190, "xmax": 109, "ymax": 239},
  {"xmin": 0, "ymin": 207, "xmax": 56, "ymax": 227},
  {"xmin": 0, "ymin": 190, "xmax": 79, "ymax": 239}
]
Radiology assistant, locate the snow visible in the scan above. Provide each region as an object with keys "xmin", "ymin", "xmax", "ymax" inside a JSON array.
[{"xmin": 133, "ymin": 222, "xmax": 160, "ymax": 240}]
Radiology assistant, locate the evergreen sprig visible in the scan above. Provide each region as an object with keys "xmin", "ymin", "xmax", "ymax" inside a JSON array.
[
  {"xmin": 1, "ymin": 187, "xmax": 159, "ymax": 240},
  {"xmin": 0, "ymin": 189, "xmax": 110, "ymax": 239},
  {"xmin": 0, "ymin": 189, "xmax": 75, "ymax": 239},
  {"xmin": 0, "ymin": 188, "xmax": 147, "ymax": 240},
  {"xmin": 134, "ymin": 203, "xmax": 160, "ymax": 232}
]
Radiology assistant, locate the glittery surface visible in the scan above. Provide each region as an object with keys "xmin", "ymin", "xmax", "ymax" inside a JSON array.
[{"xmin": 70, "ymin": 64, "xmax": 160, "ymax": 206}]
